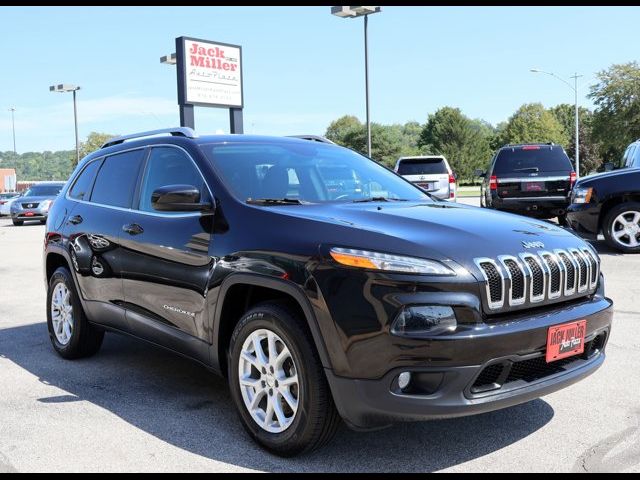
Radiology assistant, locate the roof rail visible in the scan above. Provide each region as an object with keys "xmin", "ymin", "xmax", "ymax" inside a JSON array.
[
  {"xmin": 287, "ymin": 135, "xmax": 335, "ymax": 145},
  {"xmin": 101, "ymin": 127, "xmax": 198, "ymax": 149}
]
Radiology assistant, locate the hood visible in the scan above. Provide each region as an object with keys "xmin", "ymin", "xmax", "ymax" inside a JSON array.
[
  {"xmin": 265, "ymin": 201, "xmax": 588, "ymax": 271},
  {"xmin": 576, "ymin": 167, "xmax": 639, "ymax": 186}
]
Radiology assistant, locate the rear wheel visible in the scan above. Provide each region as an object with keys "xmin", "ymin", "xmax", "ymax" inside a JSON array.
[
  {"xmin": 557, "ymin": 214, "xmax": 568, "ymax": 226},
  {"xmin": 228, "ymin": 302, "xmax": 340, "ymax": 456},
  {"xmin": 47, "ymin": 266, "xmax": 104, "ymax": 359},
  {"xmin": 603, "ymin": 202, "xmax": 640, "ymax": 253}
]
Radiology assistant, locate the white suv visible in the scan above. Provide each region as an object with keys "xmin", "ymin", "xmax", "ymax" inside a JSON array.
[{"xmin": 394, "ymin": 155, "xmax": 457, "ymax": 201}]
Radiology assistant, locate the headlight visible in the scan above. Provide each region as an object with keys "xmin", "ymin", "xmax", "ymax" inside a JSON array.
[
  {"xmin": 392, "ymin": 305, "xmax": 457, "ymax": 336},
  {"xmin": 40, "ymin": 200, "xmax": 52, "ymax": 211},
  {"xmin": 330, "ymin": 247, "xmax": 455, "ymax": 275},
  {"xmin": 10, "ymin": 202, "xmax": 21, "ymax": 211},
  {"xmin": 572, "ymin": 187, "xmax": 593, "ymax": 204}
]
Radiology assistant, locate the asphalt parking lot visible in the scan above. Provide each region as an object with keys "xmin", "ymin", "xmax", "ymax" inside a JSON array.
[{"xmin": 1, "ymin": 202, "xmax": 639, "ymax": 472}]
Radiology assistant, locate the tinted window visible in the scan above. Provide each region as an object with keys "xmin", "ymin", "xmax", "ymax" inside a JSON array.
[
  {"xmin": 69, "ymin": 160, "xmax": 102, "ymax": 201},
  {"xmin": 625, "ymin": 145, "xmax": 637, "ymax": 168},
  {"xmin": 91, "ymin": 149, "xmax": 145, "ymax": 208},
  {"xmin": 201, "ymin": 142, "xmax": 430, "ymax": 203},
  {"xmin": 397, "ymin": 158, "xmax": 447, "ymax": 175},
  {"xmin": 492, "ymin": 147, "xmax": 573, "ymax": 175},
  {"xmin": 139, "ymin": 147, "xmax": 208, "ymax": 212},
  {"xmin": 23, "ymin": 184, "xmax": 64, "ymax": 196}
]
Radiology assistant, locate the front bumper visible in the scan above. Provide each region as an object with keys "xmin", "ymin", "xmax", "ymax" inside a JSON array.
[
  {"xmin": 567, "ymin": 203, "xmax": 601, "ymax": 240},
  {"xmin": 326, "ymin": 296, "xmax": 612, "ymax": 430},
  {"xmin": 11, "ymin": 209, "xmax": 48, "ymax": 221}
]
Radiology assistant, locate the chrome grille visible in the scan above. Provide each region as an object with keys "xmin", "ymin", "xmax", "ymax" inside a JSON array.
[{"xmin": 475, "ymin": 247, "xmax": 600, "ymax": 311}]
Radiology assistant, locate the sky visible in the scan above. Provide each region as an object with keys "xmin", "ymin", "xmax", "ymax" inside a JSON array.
[{"xmin": 1, "ymin": 6, "xmax": 639, "ymax": 153}]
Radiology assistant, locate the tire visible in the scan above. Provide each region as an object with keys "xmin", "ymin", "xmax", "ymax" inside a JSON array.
[
  {"xmin": 228, "ymin": 302, "xmax": 340, "ymax": 456},
  {"xmin": 47, "ymin": 266, "xmax": 104, "ymax": 359},
  {"xmin": 40, "ymin": 219, "xmax": 47, "ymax": 225},
  {"xmin": 557, "ymin": 214, "xmax": 568, "ymax": 226},
  {"xmin": 12, "ymin": 220, "xmax": 23, "ymax": 226},
  {"xmin": 603, "ymin": 202, "xmax": 640, "ymax": 253}
]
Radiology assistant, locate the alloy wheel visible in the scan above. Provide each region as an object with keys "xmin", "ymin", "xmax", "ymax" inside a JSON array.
[
  {"xmin": 238, "ymin": 328, "xmax": 299, "ymax": 433},
  {"xmin": 611, "ymin": 210, "xmax": 640, "ymax": 248},
  {"xmin": 51, "ymin": 282, "xmax": 74, "ymax": 345}
]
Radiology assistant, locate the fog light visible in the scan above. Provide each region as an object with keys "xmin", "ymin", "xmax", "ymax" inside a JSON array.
[
  {"xmin": 398, "ymin": 372, "xmax": 411, "ymax": 390},
  {"xmin": 391, "ymin": 305, "xmax": 457, "ymax": 336}
]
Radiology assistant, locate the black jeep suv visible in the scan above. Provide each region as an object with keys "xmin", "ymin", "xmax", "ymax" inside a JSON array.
[
  {"xmin": 567, "ymin": 139, "xmax": 640, "ymax": 253},
  {"xmin": 44, "ymin": 128, "xmax": 612, "ymax": 456},
  {"xmin": 477, "ymin": 144, "xmax": 575, "ymax": 224}
]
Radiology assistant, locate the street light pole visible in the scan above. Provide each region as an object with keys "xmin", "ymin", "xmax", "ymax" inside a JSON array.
[
  {"xmin": 8, "ymin": 107, "xmax": 16, "ymax": 155},
  {"xmin": 572, "ymin": 73, "xmax": 580, "ymax": 179},
  {"xmin": 364, "ymin": 14, "xmax": 371, "ymax": 157},
  {"xmin": 72, "ymin": 89, "xmax": 80, "ymax": 164},
  {"xmin": 530, "ymin": 69, "xmax": 583, "ymax": 177},
  {"xmin": 49, "ymin": 84, "xmax": 81, "ymax": 164},
  {"xmin": 332, "ymin": 6, "xmax": 381, "ymax": 158}
]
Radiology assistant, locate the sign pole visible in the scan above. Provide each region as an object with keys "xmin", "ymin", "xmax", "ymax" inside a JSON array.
[{"xmin": 229, "ymin": 108, "xmax": 243, "ymax": 134}]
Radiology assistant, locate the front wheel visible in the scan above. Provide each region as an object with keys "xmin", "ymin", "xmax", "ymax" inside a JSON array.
[
  {"xmin": 228, "ymin": 303, "xmax": 340, "ymax": 456},
  {"xmin": 603, "ymin": 202, "xmax": 640, "ymax": 253},
  {"xmin": 12, "ymin": 219, "xmax": 23, "ymax": 226}
]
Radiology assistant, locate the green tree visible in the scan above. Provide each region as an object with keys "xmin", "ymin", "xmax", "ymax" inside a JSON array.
[
  {"xmin": 325, "ymin": 115, "xmax": 362, "ymax": 145},
  {"xmin": 78, "ymin": 132, "xmax": 117, "ymax": 166},
  {"xmin": 550, "ymin": 104, "xmax": 602, "ymax": 174},
  {"xmin": 589, "ymin": 61, "xmax": 640, "ymax": 162},
  {"xmin": 418, "ymin": 107, "xmax": 493, "ymax": 182},
  {"xmin": 497, "ymin": 103, "xmax": 569, "ymax": 147},
  {"xmin": 325, "ymin": 116, "xmax": 423, "ymax": 167}
]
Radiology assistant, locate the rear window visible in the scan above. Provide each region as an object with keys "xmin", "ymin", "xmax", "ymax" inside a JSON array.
[
  {"xmin": 397, "ymin": 158, "xmax": 447, "ymax": 175},
  {"xmin": 493, "ymin": 147, "xmax": 572, "ymax": 175}
]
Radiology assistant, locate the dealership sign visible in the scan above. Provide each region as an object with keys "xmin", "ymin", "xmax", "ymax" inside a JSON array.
[{"xmin": 177, "ymin": 37, "xmax": 243, "ymax": 109}]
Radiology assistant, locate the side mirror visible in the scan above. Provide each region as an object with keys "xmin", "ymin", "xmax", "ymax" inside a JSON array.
[
  {"xmin": 603, "ymin": 162, "xmax": 615, "ymax": 172},
  {"xmin": 151, "ymin": 184, "xmax": 213, "ymax": 212},
  {"xmin": 474, "ymin": 169, "xmax": 486, "ymax": 178}
]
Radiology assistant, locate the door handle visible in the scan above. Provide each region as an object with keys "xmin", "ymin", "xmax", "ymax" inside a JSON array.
[
  {"xmin": 122, "ymin": 223, "xmax": 144, "ymax": 235},
  {"xmin": 69, "ymin": 215, "xmax": 83, "ymax": 225}
]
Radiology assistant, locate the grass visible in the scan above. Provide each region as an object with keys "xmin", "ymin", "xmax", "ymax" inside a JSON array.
[{"xmin": 456, "ymin": 186, "xmax": 481, "ymax": 197}]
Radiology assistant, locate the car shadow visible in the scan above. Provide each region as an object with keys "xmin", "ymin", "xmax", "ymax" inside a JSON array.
[
  {"xmin": 588, "ymin": 239, "xmax": 624, "ymax": 257},
  {"xmin": 0, "ymin": 322, "xmax": 554, "ymax": 472}
]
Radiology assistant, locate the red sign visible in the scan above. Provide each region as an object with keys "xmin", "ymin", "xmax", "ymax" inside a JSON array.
[{"xmin": 546, "ymin": 320, "xmax": 586, "ymax": 363}]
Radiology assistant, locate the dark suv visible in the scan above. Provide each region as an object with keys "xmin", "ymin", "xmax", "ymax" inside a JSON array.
[
  {"xmin": 43, "ymin": 128, "xmax": 612, "ymax": 456},
  {"xmin": 567, "ymin": 139, "xmax": 640, "ymax": 253},
  {"xmin": 477, "ymin": 144, "xmax": 575, "ymax": 224}
]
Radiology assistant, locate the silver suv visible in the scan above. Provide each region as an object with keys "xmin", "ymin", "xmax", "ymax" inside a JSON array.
[{"xmin": 394, "ymin": 155, "xmax": 457, "ymax": 201}]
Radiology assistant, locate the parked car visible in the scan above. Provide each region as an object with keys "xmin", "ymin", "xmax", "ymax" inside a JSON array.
[
  {"xmin": 567, "ymin": 139, "xmax": 640, "ymax": 253},
  {"xmin": 10, "ymin": 181, "xmax": 65, "ymax": 226},
  {"xmin": 44, "ymin": 128, "xmax": 612, "ymax": 456},
  {"xmin": 476, "ymin": 144, "xmax": 575, "ymax": 224},
  {"xmin": 0, "ymin": 192, "xmax": 21, "ymax": 216},
  {"xmin": 394, "ymin": 155, "xmax": 457, "ymax": 201}
]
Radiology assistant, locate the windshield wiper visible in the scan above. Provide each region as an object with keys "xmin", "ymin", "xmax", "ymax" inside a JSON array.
[
  {"xmin": 513, "ymin": 167, "xmax": 539, "ymax": 173},
  {"xmin": 246, "ymin": 198, "xmax": 306, "ymax": 205},
  {"xmin": 352, "ymin": 197, "xmax": 409, "ymax": 203}
]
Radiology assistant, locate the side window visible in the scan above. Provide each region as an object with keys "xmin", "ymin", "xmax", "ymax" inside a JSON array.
[
  {"xmin": 627, "ymin": 145, "xmax": 638, "ymax": 168},
  {"xmin": 68, "ymin": 159, "xmax": 102, "ymax": 201},
  {"xmin": 139, "ymin": 147, "xmax": 208, "ymax": 213},
  {"xmin": 91, "ymin": 149, "xmax": 145, "ymax": 208}
]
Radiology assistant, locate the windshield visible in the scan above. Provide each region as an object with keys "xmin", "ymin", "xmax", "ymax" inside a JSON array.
[
  {"xmin": 493, "ymin": 147, "xmax": 573, "ymax": 174},
  {"xmin": 397, "ymin": 158, "xmax": 447, "ymax": 175},
  {"xmin": 200, "ymin": 141, "xmax": 431, "ymax": 203},
  {"xmin": 23, "ymin": 184, "xmax": 64, "ymax": 197}
]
